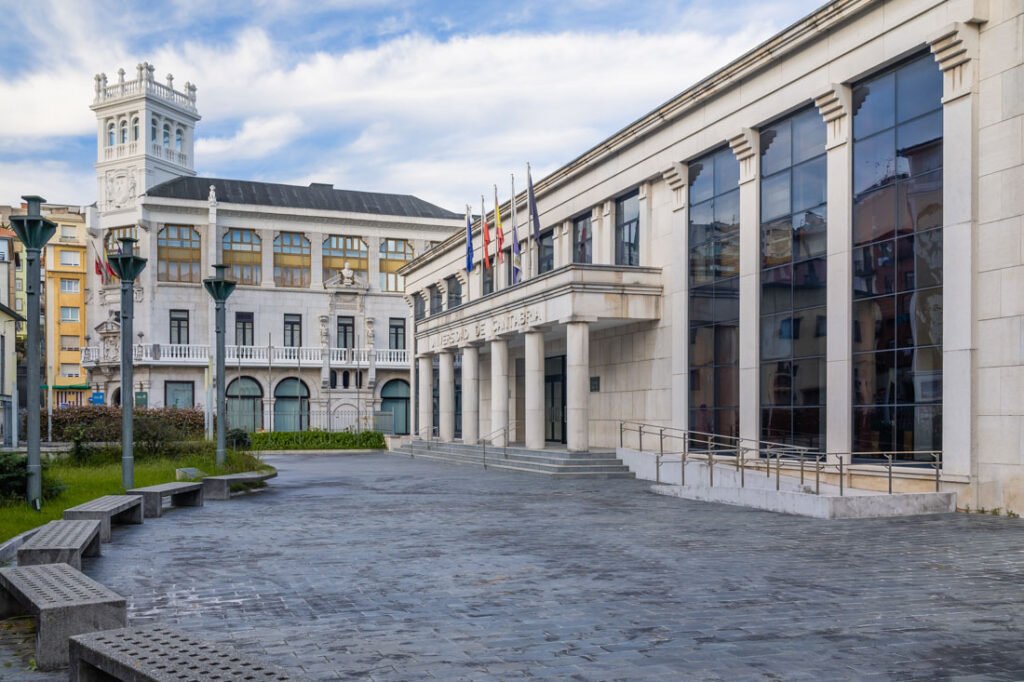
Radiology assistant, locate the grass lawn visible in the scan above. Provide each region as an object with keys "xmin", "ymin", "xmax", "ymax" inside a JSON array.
[{"xmin": 0, "ymin": 450, "xmax": 269, "ymax": 545}]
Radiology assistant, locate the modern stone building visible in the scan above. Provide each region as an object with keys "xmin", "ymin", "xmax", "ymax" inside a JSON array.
[
  {"xmin": 402, "ymin": 0, "xmax": 1024, "ymax": 512},
  {"xmin": 81, "ymin": 64, "xmax": 463, "ymax": 433}
]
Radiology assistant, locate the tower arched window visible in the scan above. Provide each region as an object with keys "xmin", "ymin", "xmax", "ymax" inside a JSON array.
[
  {"xmin": 157, "ymin": 225, "xmax": 201, "ymax": 283},
  {"xmin": 175, "ymin": 128, "xmax": 183, "ymax": 152},
  {"xmin": 107, "ymin": 123, "xmax": 115, "ymax": 147},
  {"xmin": 119, "ymin": 121, "xmax": 128, "ymax": 144},
  {"xmin": 162, "ymin": 123, "xmax": 170, "ymax": 147},
  {"xmin": 150, "ymin": 118, "xmax": 157, "ymax": 143},
  {"xmin": 132, "ymin": 117, "xmax": 139, "ymax": 141}
]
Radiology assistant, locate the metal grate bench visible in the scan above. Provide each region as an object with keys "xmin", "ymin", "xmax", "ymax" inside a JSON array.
[
  {"xmin": 0, "ymin": 563, "xmax": 126, "ymax": 671},
  {"xmin": 17, "ymin": 520, "xmax": 102, "ymax": 570},
  {"xmin": 69, "ymin": 625, "xmax": 303, "ymax": 681},
  {"xmin": 126, "ymin": 482, "xmax": 204, "ymax": 518},
  {"xmin": 64, "ymin": 495, "xmax": 144, "ymax": 542},
  {"xmin": 203, "ymin": 471, "xmax": 278, "ymax": 500}
]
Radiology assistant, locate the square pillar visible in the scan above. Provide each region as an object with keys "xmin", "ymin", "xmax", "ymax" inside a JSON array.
[
  {"xmin": 524, "ymin": 330, "xmax": 545, "ymax": 450},
  {"xmin": 662, "ymin": 163, "xmax": 689, "ymax": 431},
  {"xmin": 566, "ymin": 321, "xmax": 590, "ymax": 452},
  {"xmin": 490, "ymin": 338, "xmax": 509, "ymax": 446},
  {"xmin": 261, "ymin": 229, "xmax": 275, "ymax": 288},
  {"xmin": 461, "ymin": 344, "xmax": 480, "ymax": 444},
  {"xmin": 417, "ymin": 354, "xmax": 433, "ymax": 438},
  {"xmin": 309, "ymin": 232, "xmax": 323, "ymax": 289},
  {"xmin": 729, "ymin": 129, "xmax": 761, "ymax": 449},
  {"xmin": 438, "ymin": 351, "xmax": 455, "ymax": 442},
  {"xmin": 816, "ymin": 85, "xmax": 854, "ymax": 464}
]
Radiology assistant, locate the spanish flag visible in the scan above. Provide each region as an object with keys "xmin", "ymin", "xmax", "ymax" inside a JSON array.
[
  {"xmin": 493, "ymin": 185, "xmax": 504, "ymax": 263},
  {"xmin": 481, "ymin": 195, "xmax": 491, "ymax": 270}
]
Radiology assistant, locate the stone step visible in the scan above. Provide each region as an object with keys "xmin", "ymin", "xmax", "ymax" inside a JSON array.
[
  {"xmin": 403, "ymin": 443, "xmax": 627, "ymax": 468},
  {"xmin": 397, "ymin": 448, "xmax": 632, "ymax": 474},
  {"xmin": 391, "ymin": 449, "xmax": 635, "ymax": 479},
  {"xmin": 409, "ymin": 439, "xmax": 607, "ymax": 460}
]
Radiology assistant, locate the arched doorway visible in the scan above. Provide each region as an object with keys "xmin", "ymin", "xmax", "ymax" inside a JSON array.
[
  {"xmin": 112, "ymin": 387, "xmax": 121, "ymax": 407},
  {"xmin": 273, "ymin": 378, "xmax": 309, "ymax": 432},
  {"xmin": 227, "ymin": 377, "xmax": 263, "ymax": 432},
  {"xmin": 380, "ymin": 379, "xmax": 410, "ymax": 435}
]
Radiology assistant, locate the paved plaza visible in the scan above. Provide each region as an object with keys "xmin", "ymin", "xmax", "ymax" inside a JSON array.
[{"xmin": 3, "ymin": 452, "xmax": 1024, "ymax": 680}]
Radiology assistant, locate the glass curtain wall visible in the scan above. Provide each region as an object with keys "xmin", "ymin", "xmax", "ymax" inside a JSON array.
[
  {"xmin": 851, "ymin": 54, "xmax": 943, "ymax": 459},
  {"xmin": 759, "ymin": 107, "xmax": 828, "ymax": 448},
  {"xmin": 688, "ymin": 147, "xmax": 740, "ymax": 440}
]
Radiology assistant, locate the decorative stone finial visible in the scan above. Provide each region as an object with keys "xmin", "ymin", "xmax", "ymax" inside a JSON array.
[
  {"xmin": 208, "ymin": 185, "xmax": 217, "ymax": 203},
  {"xmin": 166, "ymin": 73, "xmax": 174, "ymax": 89},
  {"xmin": 93, "ymin": 74, "xmax": 102, "ymax": 97},
  {"xmin": 136, "ymin": 63, "xmax": 145, "ymax": 80},
  {"xmin": 117, "ymin": 68, "xmax": 125, "ymax": 83}
]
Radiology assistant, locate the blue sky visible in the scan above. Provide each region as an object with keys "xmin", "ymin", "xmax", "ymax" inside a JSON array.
[{"xmin": 0, "ymin": 0, "xmax": 824, "ymax": 210}]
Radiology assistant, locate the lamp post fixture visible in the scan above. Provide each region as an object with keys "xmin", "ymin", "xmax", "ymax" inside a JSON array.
[
  {"xmin": 108, "ymin": 237, "xmax": 147, "ymax": 490},
  {"xmin": 9, "ymin": 196, "xmax": 55, "ymax": 509},
  {"xmin": 203, "ymin": 264, "xmax": 236, "ymax": 467}
]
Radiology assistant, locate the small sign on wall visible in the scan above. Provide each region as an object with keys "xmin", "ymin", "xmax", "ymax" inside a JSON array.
[{"xmin": 590, "ymin": 377, "xmax": 600, "ymax": 392}]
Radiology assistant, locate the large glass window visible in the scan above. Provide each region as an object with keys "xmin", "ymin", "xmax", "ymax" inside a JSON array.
[
  {"xmin": 428, "ymin": 285, "xmax": 443, "ymax": 314},
  {"xmin": 573, "ymin": 213, "xmax": 592, "ymax": 264},
  {"xmin": 482, "ymin": 265, "xmax": 494, "ymax": 294},
  {"xmin": 157, "ymin": 225, "xmax": 201, "ymax": 283},
  {"xmin": 283, "ymin": 314, "xmax": 302, "ymax": 347},
  {"xmin": 169, "ymin": 309, "xmax": 189, "ymax": 345},
  {"xmin": 379, "ymin": 239, "xmax": 414, "ymax": 291},
  {"xmin": 323, "ymin": 235, "xmax": 368, "ymax": 282},
  {"xmin": 688, "ymin": 147, "xmax": 740, "ymax": 441},
  {"xmin": 414, "ymin": 295, "xmax": 425, "ymax": 321},
  {"xmin": 852, "ymin": 54, "xmax": 943, "ymax": 459},
  {"xmin": 222, "ymin": 229, "xmax": 261, "ymax": 285},
  {"xmin": 446, "ymin": 276, "xmax": 462, "ymax": 309},
  {"xmin": 337, "ymin": 316, "xmax": 355, "ymax": 348},
  {"xmin": 235, "ymin": 312, "xmax": 254, "ymax": 346},
  {"xmin": 538, "ymin": 230, "xmax": 554, "ymax": 273},
  {"xmin": 227, "ymin": 377, "xmax": 263, "ymax": 432},
  {"xmin": 760, "ymin": 106, "xmax": 827, "ymax": 449},
  {"xmin": 615, "ymin": 191, "xmax": 640, "ymax": 266},
  {"xmin": 165, "ymin": 381, "xmax": 194, "ymax": 408},
  {"xmin": 273, "ymin": 232, "xmax": 310, "ymax": 288}
]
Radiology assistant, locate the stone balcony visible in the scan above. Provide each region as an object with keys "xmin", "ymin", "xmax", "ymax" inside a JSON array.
[
  {"xmin": 81, "ymin": 344, "xmax": 409, "ymax": 369},
  {"xmin": 414, "ymin": 264, "xmax": 663, "ymax": 352}
]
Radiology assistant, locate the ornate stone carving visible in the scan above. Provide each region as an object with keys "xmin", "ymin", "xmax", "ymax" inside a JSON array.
[
  {"xmin": 814, "ymin": 84, "xmax": 852, "ymax": 149},
  {"xmin": 930, "ymin": 22, "xmax": 980, "ymax": 102},
  {"xmin": 661, "ymin": 162, "xmax": 688, "ymax": 211},
  {"xmin": 728, "ymin": 128, "xmax": 759, "ymax": 184}
]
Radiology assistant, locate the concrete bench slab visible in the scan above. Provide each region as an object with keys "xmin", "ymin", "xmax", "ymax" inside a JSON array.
[
  {"xmin": 64, "ymin": 495, "xmax": 143, "ymax": 542},
  {"xmin": 0, "ymin": 563, "xmax": 126, "ymax": 671},
  {"xmin": 126, "ymin": 482, "xmax": 204, "ymax": 518},
  {"xmin": 203, "ymin": 470, "xmax": 277, "ymax": 500},
  {"xmin": 70, "ymin": 624, "xmax": 304, "ymax": 681},
  {"xmin": 17, "ymin": 520, "xmax": 101, "ymax": 570}
]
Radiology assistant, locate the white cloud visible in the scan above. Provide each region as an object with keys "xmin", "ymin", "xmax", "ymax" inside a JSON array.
[
  {"xmin": 196, "ymin": 114, "xmax": 303, "ymax": 161},
  {"xmin": 0, "ymin": 160, "xmax": 94, "ymax": 207}
]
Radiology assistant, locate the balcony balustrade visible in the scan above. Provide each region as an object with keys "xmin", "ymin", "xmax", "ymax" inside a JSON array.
[{"xmin": 81, "ymin": 344, "xmax": 409, "ymax": 369}]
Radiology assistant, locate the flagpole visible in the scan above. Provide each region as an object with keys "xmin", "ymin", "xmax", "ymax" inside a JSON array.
[
  {"xmin": 511, "ymin": 173, "xmax": 519, "ymax": 285},
  {"xmin": 481, "ymin": 194, "xmax": 488, "ymax": 273}
]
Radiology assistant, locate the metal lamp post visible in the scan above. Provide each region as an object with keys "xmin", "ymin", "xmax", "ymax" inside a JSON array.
[
  {"xmin": 203, "ymin": 264, "xmax": 236, "ymax": 467},
  {"xmin": 108, "ymin": 237, "xmax": 147, "ymax": 490},
  {"xmin": 10, "ymin": 196, "xmax": 55, "ymax": 509}
]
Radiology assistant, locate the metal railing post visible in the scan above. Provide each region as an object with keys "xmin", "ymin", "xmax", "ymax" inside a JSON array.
[
  {"xmin": 933, "ymin": 452, "xmax": 941, "ymax": 492},
  {"xmin": 775, "ymin": 453, "xmax": 781, "ymax": 491},
  {"xmin": 815, "ymin": 455, "xmax": 820, "ymax": 495},
  {"xmin": 800, "ymin": 456, "xmax": 805, "ymax": 486},
  {"xmin": 739, "ymin": 447, "xmax": 745, "ymax": 488},
  {"xmin": 839, "ymin": 456, "xmax": 844, "ymax": 497},
  {"xmin": 886, "ymin": 454, "xmax": 893, "ymax": 494},
  {"xmin": 619, "ymin": 422, "xmax": 623, "ymax": 448},
  {"xmin": 681, "ymin": 448, "xmax": 687, "ymax": 486},
  {"xmin": 709, "ymin": 452, "xmax": 714, "ymax": 487},
  {"xmin": 638, "ymin": 424, "xmax": 644, "ymax": 453}
]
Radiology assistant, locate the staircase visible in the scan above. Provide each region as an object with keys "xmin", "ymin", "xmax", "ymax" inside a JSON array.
[{"xmin": 391, "ymin": 440, "xmax": 635, "ymax": 478}]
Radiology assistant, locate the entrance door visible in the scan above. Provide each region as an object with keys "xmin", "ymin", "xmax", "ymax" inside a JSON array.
[{"xmin": 544, "ymin": 355, "xmax": 566, "ymax": 444}]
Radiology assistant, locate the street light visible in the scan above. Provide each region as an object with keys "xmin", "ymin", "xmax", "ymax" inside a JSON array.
[
  {"xmin": 108, "ymin": 237, "xmax": 147, "ymax": 490},
  {"xmin": 203, "ymin": 264, "xmax": 236, "ymax": 467},
  {"xmin": 10, "ymin": 195, "xmax": 55, "ymax": 509}
]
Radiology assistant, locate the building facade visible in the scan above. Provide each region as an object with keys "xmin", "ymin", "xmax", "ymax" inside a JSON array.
[
  {"xmin": 44, "ymin": 209, "xmax": 89, "ymax": 407},
  {"xmin": 82, "ymin": 64, "xmax": 463, "ymax": 433},
  {"xmin": 402, "ymin": 0, "xmax": 1024, "ymax": 512}
]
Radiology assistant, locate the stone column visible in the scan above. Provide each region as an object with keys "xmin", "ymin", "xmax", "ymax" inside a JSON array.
[
  {"xmin": 930, "ymin": 23, "xmax": 981, "ymax": 479},
  {"xmin": 261, "ymin": 229, "xmax": 275, "ymax": 288},
  {"xmin": 461, "ymin": 344, "xmax": 480, "ymax": 444},
  {"xmin": 815, "ymin": 85, "xmax": 854, "ymax": 464},
  {"xmin": 662, "ymin": 163, "xmax": 689, "ymax": 431},
  {"xmin": 524, "ymin": 329, "xmax": 545, "ymax": 450},
  {"xmin": 490, "ymin": 338, "xmax": 509, "ymax": 446},
  {"xmin": 309, "ymin": 232, "xmax": 323, "ymax": 289},
  {"xmin": 417, "ymin": 354, "xmax": 433, "ymax": 438},
  {"xmin": 729, "ymin": 128, "xmax": 761, "ymax": 450},
  {"xmin": 438, "ymin": 350, "xmax": 454, "ymax": 442},
  {"xmin": 367, "ymin": 236, "xmax": 381, "ymax": 290},
  {"xmin": 566, "ymin": 321, "xmax": 590, "ymax": 452}
]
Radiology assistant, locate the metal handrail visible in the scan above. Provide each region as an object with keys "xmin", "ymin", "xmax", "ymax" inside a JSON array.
[
  {"xmin": 478, "ymin": 420, "xmax": 525, "ymax": 468},
  {"xmin": 619, "ymin": 420, "xmax": 942, "ymax": 496},
  {"xmin": 416, "ymin": 425, "xmax": 439, "ymax": 452}
]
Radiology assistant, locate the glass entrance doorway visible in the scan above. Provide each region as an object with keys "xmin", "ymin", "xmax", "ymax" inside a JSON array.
[{"xmin": 545, "ymin": 355, "xmax": 566, "ymax": 444}]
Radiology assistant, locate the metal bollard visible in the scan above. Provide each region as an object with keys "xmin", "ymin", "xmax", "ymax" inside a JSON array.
[
  {"xmin": 839, "ymin": 457, "xmax": 844, "ymax": 496},
  {"xmin": 619, "ymin": 422, "xmax": 623, "ymax": 448},
  {"xmin": 656, "ymin": 453, "xmax": 661, "ymax": 483},
  {"xmin": 709, "ymin": 452, "xmax": 714, "ymax": 487},
  {"xmin": 775, "ymin": 454, "xmax": 781, "ymax": 491},
  {"xmin": 815, "ymin": 455, "xmax": 820, "ymax": 495},
  {"xmin": 739, "ymin": 448, "xmax": 745, "ymax": 488},
  {"xmin": 638, "ymin": 424, "xmax": 644, "ymax": 453},
  {"xmin": 886, "ymin": 454, "xmax": 893, "ymax": 494},
  {"xmin": 681, "ymin": 449, "xmax": 687, "ymax": 487}
]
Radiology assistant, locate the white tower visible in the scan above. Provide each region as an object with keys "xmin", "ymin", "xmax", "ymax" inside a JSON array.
[{"xmin": 90, "ymin": 62, "xmax": 201, "ymax": 212}]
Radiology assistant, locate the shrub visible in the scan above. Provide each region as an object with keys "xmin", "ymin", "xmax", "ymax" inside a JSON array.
[
  {"xmin": 38, "ymin": 406, "xmax": 206, "ymax": 443},
  {"xmin": 250, "ymin": 430, "xmax": 385, "ymax": 451},
  {"xmin": 0, "ymin": 452, "xmax": 66, "ymax": 502},
  {"xmin": 226, "ymin": 428, "xmax": 251, "ymax": 450}
]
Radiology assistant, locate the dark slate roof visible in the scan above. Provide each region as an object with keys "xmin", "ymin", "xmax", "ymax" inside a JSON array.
[{"xmin": 145, "ymin": 176, "xmax": 462, "ymax": 220}]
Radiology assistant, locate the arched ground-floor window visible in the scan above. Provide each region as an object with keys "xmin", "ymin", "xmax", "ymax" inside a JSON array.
[
  {"xmin": 273, "ymin": 378, "xmax": 309, "ymax": 432},
  {"xmin": 380, "ymin": 379, "xmax": 410, "ymax": 435},
  {"xmin": 227, "ymin": 376, "xmax": 263, "ymax": 432}
]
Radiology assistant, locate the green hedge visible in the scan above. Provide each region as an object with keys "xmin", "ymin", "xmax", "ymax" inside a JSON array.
[
  {"xmin": 40, "ymin": 406, "xmax": 206, "ymax": 443},
  {"xmin": 251, "ymin": 430, "xmax": 386, "ymax": 450}
]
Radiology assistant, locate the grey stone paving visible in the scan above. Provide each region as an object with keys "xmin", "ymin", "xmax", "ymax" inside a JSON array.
[{"xmin": 2, "ymin": 452, "xmax": 1024, "ymax": 680}]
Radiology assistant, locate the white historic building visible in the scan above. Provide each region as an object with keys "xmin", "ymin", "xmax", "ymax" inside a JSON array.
[
  {"xmin": 82, "ymin": 63, "xmax": 463, "ymax": 433},
  {"xmin": 402, "ymin": 0, "xmax": 1024, "ymax": 513}
]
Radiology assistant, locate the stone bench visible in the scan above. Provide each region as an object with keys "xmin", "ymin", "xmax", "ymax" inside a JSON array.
[
  {"xmin": 126, "ymin": 482, "xmax": 204, "ymax": 518},
  {"xmin": 202, "ymin": 470, "xmax": 278, "ymax": 500},
  {"xmin": 0, "ymin": 563, "xmax": 126, "ymax": 671},
  {"xmin": 70, "ymin": 624, "xmax": 302, "ymax": 681},
  {"xmin": 64, "ymin": 495, "xmax": 144, "ymax": 542},
  {"xmin": 17, "ymin": 520, "xmax": 102, "ymax": 571}
]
